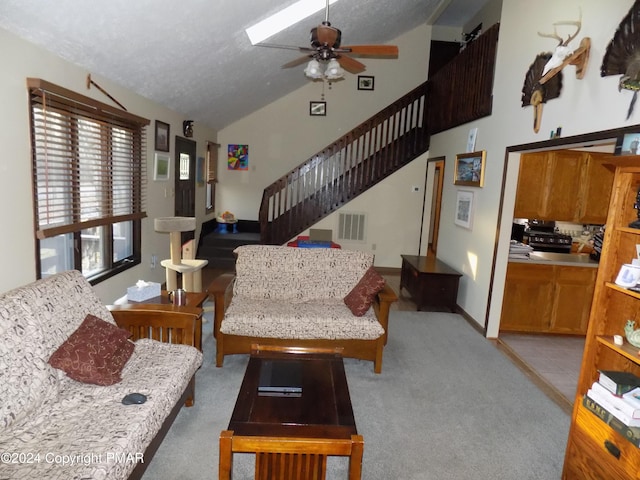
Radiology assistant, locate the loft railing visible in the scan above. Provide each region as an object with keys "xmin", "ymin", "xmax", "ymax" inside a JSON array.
[
  {"xmin": 258, "ymin": 23, "xmax": 499, "ymax": 245},
  {"xmin": 259, "ymin": 82, "xmax": 429, "ymax": 245}
]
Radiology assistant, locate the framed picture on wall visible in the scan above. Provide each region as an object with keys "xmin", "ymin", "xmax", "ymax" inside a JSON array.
[
  {"xmin": 454, "ymin": 190, "xmax": 474, "ymax": 229},
  {"xmin": 155, "ymin": 120, "xmax": 170, "ymax": 152},
  {"xmin": 309, "ymin": 101, "xmax": 326, "ymax": 116},
  {"xmin": 357, "ymin": 75, "xmax": 375, "ymax": 91},
  {"xmin": 454, "ymin": 150, "xmax": 486, "ymax": 187},
  {"xmin": 153, "ymin": 153, "xmax": 170, "ymax": 181}
]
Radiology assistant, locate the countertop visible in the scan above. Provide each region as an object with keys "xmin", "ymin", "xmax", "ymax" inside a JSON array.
[{"xmin": 509, "ymin": 251, "xmax": 599, "ymax": 268}]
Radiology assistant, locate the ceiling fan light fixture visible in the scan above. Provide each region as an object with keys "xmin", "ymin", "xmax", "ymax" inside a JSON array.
[
  {"xmin": 324, "ymin": 58, "xmax": 345, "ymax": 80},
  {"xmin": 304, "ymin": 59, "xmax": 323, "ymax": 79}
]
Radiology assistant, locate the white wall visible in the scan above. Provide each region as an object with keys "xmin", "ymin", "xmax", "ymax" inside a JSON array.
[
  {"xmin": 429, "ymin": 0, "xmax": 639, "ymax": 334},
  {"xmin": 0, "ymin": 27, "xmax": 217, "ymax": 302}
]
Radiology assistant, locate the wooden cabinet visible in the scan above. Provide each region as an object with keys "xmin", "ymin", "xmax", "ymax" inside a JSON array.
[
  {"xmin": 580, "ymin": 153, "xmax": 616, "ymax": 223},
  {"xmin": 562, "ymin": 165, "xmax": 640, "ymax": 479},
  {"xmin": 500, "ymin": 262, "xmax": 596, "ymax": 334},
  {"xmin": 514, "ymin": 151, "xmax": 614, "ymax": 224},
  {"xmin": 400, "ymin": 255, "xmax": 461, "ymax": 312},
  {"xmin": 513, "ymin": 152, "xmax": 549, "ymax": 220}
]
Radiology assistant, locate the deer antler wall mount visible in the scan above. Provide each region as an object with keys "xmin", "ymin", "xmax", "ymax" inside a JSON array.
[
  {"xmin": 537, "ymin": 12, "xmax": 591, "ymax": 85},
  {"xmin": 521, "ymin": 11, "xmax": 590, "ymax": 133}
]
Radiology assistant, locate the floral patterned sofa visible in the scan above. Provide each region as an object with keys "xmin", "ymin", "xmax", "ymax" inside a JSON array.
[
  {"xmin": 0, "ymin": 270, "xmax": 203, "ymax": 480},
  {"xmin": 209, "ymin": 245, "xmax": 398, "ymax": 373}
]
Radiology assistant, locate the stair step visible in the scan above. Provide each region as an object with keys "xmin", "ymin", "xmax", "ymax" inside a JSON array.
[{"xmin": 197, "ymin": 230, "xmax": 262, "ymax": 268}]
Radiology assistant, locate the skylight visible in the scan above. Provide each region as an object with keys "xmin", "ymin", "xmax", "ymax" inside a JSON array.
[{"xmin": 246, "ymin": 0, "xmax": 340, "ymax": 45}]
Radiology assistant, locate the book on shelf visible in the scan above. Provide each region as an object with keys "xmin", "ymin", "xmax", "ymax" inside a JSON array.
[
  {"xmin": 583, "ymin": 395, "xmax": 640, "ymax": 448},
  {"xmin": 598, "ymin": 370, "xmax": 640, "ymax": 396},
  {"xmin": 588, "ymin": 382, "xmax": 640, "ymax": 427}
]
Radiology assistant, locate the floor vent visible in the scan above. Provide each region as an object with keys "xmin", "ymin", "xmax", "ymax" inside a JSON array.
[{"xmin": 338, "ymin": 213, "xmax": 366, "ymax": 242}]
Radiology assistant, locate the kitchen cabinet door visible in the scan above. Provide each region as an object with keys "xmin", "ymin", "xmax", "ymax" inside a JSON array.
[
  {"xmin": 500, "ymin": 263, "xmax": 554, "ymax": 332},
  {"xmin": 544, "ymin": 150, "xmax": 583, "ymax": 221},
  {"xmin": 513, "ymin": 152, "xmax": 549, "ymax": 219},
  {"xmin": 578, "ymin": 153, "xmax": 615, "ymax": 224},
  {"xmin": 550, "ymin": 266, "xmax": 597, "ymax": 334}
]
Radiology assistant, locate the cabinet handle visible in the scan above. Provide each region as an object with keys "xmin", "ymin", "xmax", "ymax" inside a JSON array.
[{"xmin": 604, "ymin": 440, "xmax": 621, "ymax": 459}]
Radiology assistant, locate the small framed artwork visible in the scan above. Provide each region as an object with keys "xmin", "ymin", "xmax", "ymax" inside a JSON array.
[
  {"xmin": 228, "ymin": 144, "xmax": 248, "ymax": 170},
  {"xmin": 357, "ymin": 75, "xmax": 374, "ymax": 91},
  {"xmin": 454, "ymin": 150, "xmax": 486, "ymax": 187},
  {"xmin": 614, "ymin": 133, "xmax": 640, "ymax": 156},
  {"xmin": 310, "ymin": 101, "xmax": 326, "ymax": 116},
  {"xmin": 153, "ymin": 153, "xmax": 170, "ymax": 181},
  {"xmin": 155, "ymin": 120, "xmax": 170, "ymax": 152},
  {"xmin": 454, "ymin": 190, "xmax": 474, "ymax": 229}
]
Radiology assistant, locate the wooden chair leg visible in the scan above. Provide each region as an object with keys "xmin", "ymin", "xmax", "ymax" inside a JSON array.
[
  {"xmin": 349, "ymin": 435, "xmax": 364, "ymax": 480},
  {"xmin": 219, "ymin": 430, "xmax": 233, "ymax": 480}
]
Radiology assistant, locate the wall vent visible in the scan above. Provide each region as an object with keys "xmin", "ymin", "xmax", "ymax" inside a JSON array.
[{"xmin": 337, "ymin": 212, "xmax": 366, "ymax": 242}]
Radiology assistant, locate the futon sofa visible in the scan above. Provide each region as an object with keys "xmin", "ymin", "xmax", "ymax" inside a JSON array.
[
  {"xmin": 209, "ymin": 245, "xmax": 397, "ymax": 373},
  {"xmin": 0, "ymin": 270, "xmax": 203, "ymax": 480}
]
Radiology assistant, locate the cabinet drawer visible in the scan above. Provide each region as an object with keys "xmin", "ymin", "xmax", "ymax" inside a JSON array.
[{"xmin": 566, "ymin": 403, "xmax": 640, "ymax": 479}]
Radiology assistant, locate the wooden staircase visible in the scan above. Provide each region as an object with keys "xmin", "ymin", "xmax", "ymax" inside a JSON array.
[{"xmin": 199, "ymin": 24, "xmax": 499, "ymax": 264}]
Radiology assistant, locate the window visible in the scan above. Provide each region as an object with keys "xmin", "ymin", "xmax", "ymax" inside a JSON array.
[
  {"xmin": 28, "ymin": 78, "xmax": 149, "ymax": 284},
  {"xmin": 206, "ymin": 141, "xmax": 219, "ymax": 213}
]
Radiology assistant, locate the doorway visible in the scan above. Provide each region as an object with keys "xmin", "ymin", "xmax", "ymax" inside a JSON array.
[
  {"xmin": 175, "ymin": 136, "xmax": 197, "ymax": 244},
  {"xmin": 420, "ymin": 157, "xmax": 445, "ymax": 256}
]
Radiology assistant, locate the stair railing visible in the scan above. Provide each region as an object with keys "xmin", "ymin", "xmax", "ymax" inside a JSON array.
[{"xmin": 259, "ymin": 82, "xmax": 429, "ymax": 244}]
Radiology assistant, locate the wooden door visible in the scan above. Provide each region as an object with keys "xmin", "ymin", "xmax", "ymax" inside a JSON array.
[
  {"xmin": 425, "ymin": 158, "xmax": 444, "ymax": 256},
  {"xmin": 175, "ymin": 136, "xmax": 197, "ymax": 243}
]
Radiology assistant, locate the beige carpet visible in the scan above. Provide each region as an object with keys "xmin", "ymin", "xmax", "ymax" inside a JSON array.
[{"xmin": 141, "ymin": 307, "xmax": 570, "ymax": 479}]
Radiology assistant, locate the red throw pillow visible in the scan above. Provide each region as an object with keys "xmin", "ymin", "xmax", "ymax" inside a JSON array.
[
  {"xmin": 48, "ymin": 314, "xmax": 134, "ymax": 386},
  {"xmin": 344, "ymin": 267, "xmax": 386, "ymax": 316}
]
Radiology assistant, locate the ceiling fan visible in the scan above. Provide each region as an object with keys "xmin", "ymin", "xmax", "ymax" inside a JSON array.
[{"xmin": 258, "ymin": 0, "xmax": 399, "ymax": 79}]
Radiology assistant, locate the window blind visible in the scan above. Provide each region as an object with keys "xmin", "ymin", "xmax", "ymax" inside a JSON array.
[
  {"xmin": 28, "ymin": 79, "xmax": 149, "ymax": 239},
  {"xmin": 207, "ymin": 141, "xmax": 219, "ymax": 182}
]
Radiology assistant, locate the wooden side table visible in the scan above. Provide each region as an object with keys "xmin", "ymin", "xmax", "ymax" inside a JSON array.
[
  {"xmin": 400, "ymin": 255, "xmax": 462, "ymax": 312},
  {"xmin": 115, "ymin": 290, "xmax": 208, "ymax": 351}
]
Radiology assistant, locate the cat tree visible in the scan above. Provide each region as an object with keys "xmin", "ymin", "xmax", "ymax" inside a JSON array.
[{"xmin": 154, "ymin": 216, "xmax": 208, "ymax": 292}]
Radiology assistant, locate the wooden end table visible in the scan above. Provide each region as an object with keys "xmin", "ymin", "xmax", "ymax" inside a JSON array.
[
  {"xmin": 120, "ymin": 290, "xmax": 208, "ymax": 351},
  {"xmin": 219, "ymin": 345, "xmax": 363, "ymax": 480}
]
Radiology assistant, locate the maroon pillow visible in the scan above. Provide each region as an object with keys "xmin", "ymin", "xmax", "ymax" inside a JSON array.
[
  {"xmin": 344, "ymin": 267, "xmax": 386, "ymax": 316},
  {"xmin": 48, "ymin": 314, "xmax": 134, "ymax": 386}
]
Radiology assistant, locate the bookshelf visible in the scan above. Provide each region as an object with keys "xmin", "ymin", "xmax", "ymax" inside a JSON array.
[{"xmin": 562, "ymin": 165, "xmax": 640, "ymax": 479}]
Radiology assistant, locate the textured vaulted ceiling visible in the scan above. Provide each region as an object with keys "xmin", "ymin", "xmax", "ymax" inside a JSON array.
[{"xmin": 0, "ymin": 0, "xmax": 487, "ymax": 131}]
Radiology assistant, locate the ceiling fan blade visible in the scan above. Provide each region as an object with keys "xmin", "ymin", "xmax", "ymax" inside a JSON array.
[
  {"xmin": 340, "ymin": 45, "xmax": 399, "ymax": 57},
  {"xmin": 256, "ymin": 43, "xmax": 313, "ymax": 52},
  {"xmin": 281, "ymin": 55, "xmax": 313, "ymax": 69},
  {"xmin": 337, "ymin": 55, "xmax": 366, "ymax": 74}
]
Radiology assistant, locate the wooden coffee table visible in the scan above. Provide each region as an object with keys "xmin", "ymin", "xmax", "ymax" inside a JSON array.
[{"xmin": 219, "ymin": 345, "xmax": 364, "ymax": 480}]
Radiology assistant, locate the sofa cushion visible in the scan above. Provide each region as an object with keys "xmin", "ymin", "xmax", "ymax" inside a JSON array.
[
  {"xmin": 0, "ymin": 291, "xmax": 60, "ymax": 430},
  {"xmin": 233, "ymin": 245, "xmax": 374, "ymax": 301},
  {"xmin": 220, "ymin": 297, "xmax": 384, "ymax": 340},
  {"xmin": 4, "ymin": 339, "xmax": 203, "ymax": 480},
  {"xmin": 48, "ymin": 314, "xmax": 134, "ymax": 386},
  {"xmin": 344, "ymin": 267, "xmax": 386, "ymax": 316}
]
